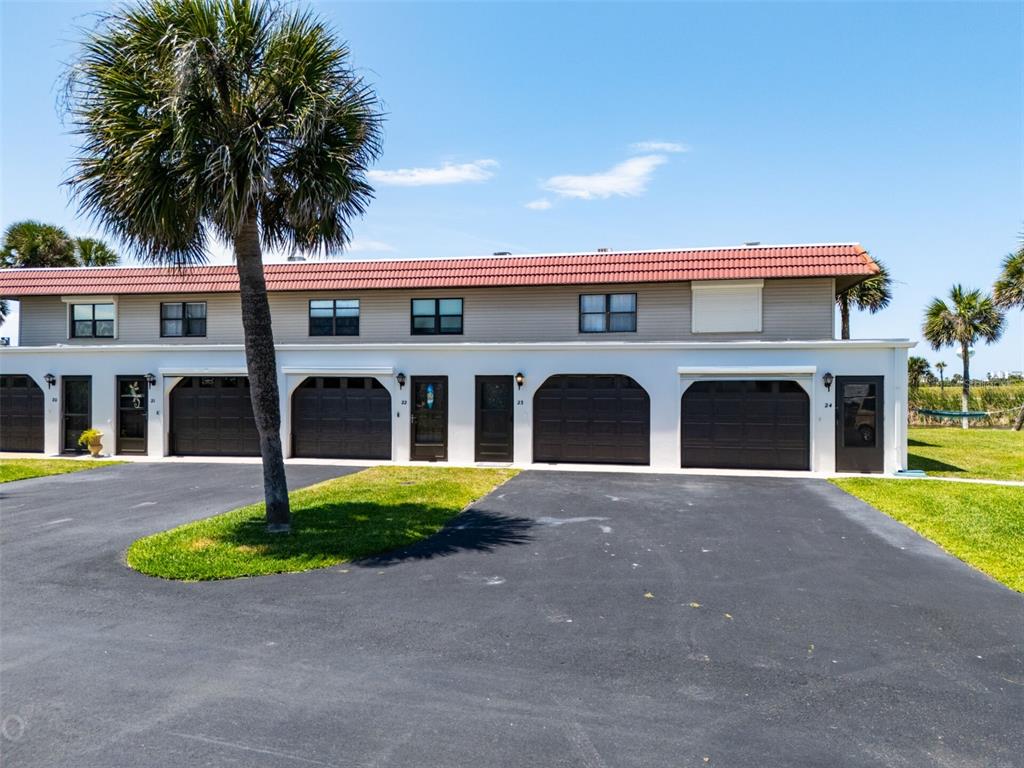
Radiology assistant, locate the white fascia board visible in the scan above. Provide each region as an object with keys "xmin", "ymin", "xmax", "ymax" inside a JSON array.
[
  {"xmin": 678, "ymin": 365, "xmax": 816, "ymax": 376},
  {"xmin": 281, "ymin": 366, "xmax": 395, "ymax": 377},
  {"xmin": 158, "ymin": 366, "xmax": 248, "ymax": 376},
  {"xmin": 0, "ymin": 339, "xmax": 918, "ymax": 354}
]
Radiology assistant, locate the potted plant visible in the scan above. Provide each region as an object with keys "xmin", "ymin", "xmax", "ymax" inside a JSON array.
[{"xmin": 77, "ymin": 428, "xmax": 104, "ymax": 457}]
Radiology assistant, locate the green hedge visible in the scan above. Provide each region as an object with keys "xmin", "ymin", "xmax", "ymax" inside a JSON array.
[{"xmin": 910, "ymin": 384, "xmax": 1024, "ymax": 427}]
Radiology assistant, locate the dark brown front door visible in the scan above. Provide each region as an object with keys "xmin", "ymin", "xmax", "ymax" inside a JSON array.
[
  {"xmin": 475, "ymin": 376, "xmax": 514, "ymax": 462},
  {"xmin": 835, "ymin": 376, "xmax": 884, "ymax": 473},
  {"xmin": 410, "ymin": 376, "xmax": 448, "ymax": 461},
  {"xmin": 116, "ymin": 376, "xmax": 148, "ymax": 454},
  {"xmin": 62, "ymin": 376, "xmax": 91, "ymax": 453},
  {"xmin": 0, "ymin": 375, "xmax": 44, "ymax": 453}
]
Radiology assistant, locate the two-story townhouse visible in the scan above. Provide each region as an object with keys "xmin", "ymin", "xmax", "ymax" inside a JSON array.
[{"xmin": 0, "ymin": 243, "xmax": 913, "ymax": 473}]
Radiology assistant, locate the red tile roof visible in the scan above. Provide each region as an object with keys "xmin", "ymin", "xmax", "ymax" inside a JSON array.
[{"xmin": 0, "ymin": 243, "xmax": 878, "ymax": 296}]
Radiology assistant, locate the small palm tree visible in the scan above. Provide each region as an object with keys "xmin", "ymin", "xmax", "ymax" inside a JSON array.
[
  {"xmin": 1, "ymin": 220, "xmax": 77, "ymax": 268},
  {"xmin": 993, "ymin": 244, "xmax": 1024, "ymax": 311},
  {"xmin": 923, "ymin": 286, "xmax": 1005, "ymax": 429},
  {"xmin": 836, "ymin": 258, "xmax": 892, "ymax": 339},
  {"xmin": 65, "ymin": 0, "xmax": 383, "ymax": 531},
  {"xmin": 993, "ymin": 241, "xmax": 1024, "ymax": 429},
  {"xmin": 907, "ymin": 356, "xmax": 931, "ymax": 390},
  {"xmin": 934, "ymin": 361, "xmax": 947, "ymax": 393},
  {"xmin": 75, "ymin": 237, "xmax": 119, "ymax": 266}
]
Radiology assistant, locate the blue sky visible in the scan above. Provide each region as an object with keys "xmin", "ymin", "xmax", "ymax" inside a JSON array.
[{"xmin": 1, "ymin": 1, "xmax": 1021, "ymax": 373}]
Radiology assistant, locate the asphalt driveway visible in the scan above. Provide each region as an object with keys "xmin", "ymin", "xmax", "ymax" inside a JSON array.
[{"xmin": 1, "ymin": 465, "xmax": 1021, "ymax": 768}]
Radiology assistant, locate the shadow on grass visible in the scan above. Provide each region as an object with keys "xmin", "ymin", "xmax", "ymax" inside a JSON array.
[
  {"xmin": 907, "ymin": 439, "xmax": 939, "ymax": 448},
  {"xmin": 908, "ymin": 453, "xmax": 965, "ymax": 474},
  {"xmin": 355, "ymin": 507, "xmax": 535, "ymax": 567},
  {"xmin": 214, "ymin": 502, "xmax": 534, "ymax": 567}
]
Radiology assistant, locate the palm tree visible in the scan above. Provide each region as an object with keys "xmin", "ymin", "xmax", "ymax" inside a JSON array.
[
  {"xmin": 934, "ymin": 361, "xmax": 947, "ymax": 393},
  {"xmin": 923, "ymin": 286, "xmax": 1005, "ymax": 429},
  {"xmin": 75, "ymin": 237, "xmax": 119, "ymax": 266},
  {"xmin": 836, "ymin": 259, "xmax": 892, "ymax": 339},
  {"xmin": 1, "ymin": 220, "xmax": 77, "ymax": 268},
  {"xmin": 993, "ymin": 244, "xmax": 1024, "ymax": 310},
  {"xmin": 993, "ymin": 242, "xmax": 1024, "ymax": 429},
  {"xmin": 65, "ymin": 0, "xmax": 383, "ymax": 531},
  {"xmin": 907, "ymin": 356, "xmax": 931, "ymax": 390}
]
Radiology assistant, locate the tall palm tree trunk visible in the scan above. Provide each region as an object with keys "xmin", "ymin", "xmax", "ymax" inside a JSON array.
[
  {"xmin": 839, "ymin": 296, "xmax": 851, "ymax": 340},
  {"xmin": 234, "ymin": 216, "xmax": 291, "ymax": 531},
  {"xmin": 960, "ymin": 342, "xmax": 971, "ymax": 430}
]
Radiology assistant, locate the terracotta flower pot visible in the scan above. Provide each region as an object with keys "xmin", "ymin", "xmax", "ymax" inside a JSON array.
[{"xmin": 88, "ymin": 440, "xmax": 103, "ymax": 457}]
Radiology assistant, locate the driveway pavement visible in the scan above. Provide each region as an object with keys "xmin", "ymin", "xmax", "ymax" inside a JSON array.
[{"xmin": 1, "ymin": 465, "xmax": 1021, "ymax": 767}]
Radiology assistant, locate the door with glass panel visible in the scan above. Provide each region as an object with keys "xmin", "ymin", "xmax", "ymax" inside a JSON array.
[
  {"xmin": 835, "ymin": 376, "xmax": 884, "ymax": 473},
  {"xmin": 410, "ymin": 376, "xmax": 448, "ymax": 460},
  {"xmin": 116, "ymin": 376, "xmax": 148, "ymax": 454},
  {"xmin": 61, "ymin": 376, "xmax": 92, "ymax": 453}
]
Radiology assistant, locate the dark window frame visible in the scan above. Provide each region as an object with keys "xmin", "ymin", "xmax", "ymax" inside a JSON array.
[
  {"xmin": 578, "ymin": 292, "xmax": 637, "ymax": 334},
  {"xmin": 308, "ymin": 299, "xmax": 360, "ymax": 337},
  {"xmin": 410, "ymin": 298, "xmax": 463, "ymax": 335},
  {"xmin": 160, "ymin": 301, "xmax": 207, "ymax": 338},
  {"xmin": 69, "ymin": 303, "xmax": 115, "ymax": 338}
]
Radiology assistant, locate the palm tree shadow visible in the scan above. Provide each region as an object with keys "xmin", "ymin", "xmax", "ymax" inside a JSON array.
[
  {"xmin": 908, "ymin": 453, "xmax": 965, "ymax": 474},
  {"xmin": 355, "ymin": 507, "xmax": 535, "ymax": 568}
]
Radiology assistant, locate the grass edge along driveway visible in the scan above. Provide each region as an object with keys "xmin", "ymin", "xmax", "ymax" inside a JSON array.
[
  {"xmin": 0, "ymin": 458, "xmax": 123, "ymax": 484},
  {"xmin": 832, "ymin": 478, "xmax": 1024, "ymax": 593},
  {"xmin": 126, "ymin": 466, "xmax": 519, "ymax": 581}
]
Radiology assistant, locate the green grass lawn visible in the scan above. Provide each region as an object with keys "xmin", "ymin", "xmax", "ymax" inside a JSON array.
[
  {"xmin": 832, "ymin": 478, "xmax": 1024, "ymax": 593},
  {"xmin": 126, "ymin": 466, "xmax": 519, "ymax": 581},
  {"xmin": 908, "ymin": 427, "xmax": 1023, "ymax": 481},
  {"xmin": 0, "ymin": 457, "xmax": 123, "ymax": 484}
]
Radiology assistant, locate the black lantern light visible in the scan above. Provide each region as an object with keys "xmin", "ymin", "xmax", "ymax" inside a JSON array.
[
  {"xmin": 145, "ymin": 373, "xmax": 157, "ymax": 386},
  {"xmin": 514, "ymin": 372, "xmax": 525, "ymax": 389},
  {"xmin": 396, "ymin": 372, "xmax": 406, "ymax": 389},
  {"xmin": 44, "ymin": 373, "xmax": 56, "ymax": 388},
  {"xmin": 822, "ymin": 372, "xmax": 834, "ymax": 392}
]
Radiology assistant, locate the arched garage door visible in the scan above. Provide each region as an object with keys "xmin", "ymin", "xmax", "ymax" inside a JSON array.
[
  {"xmin": 170, "ymin": 376, "xmax": 260, "ymax": 456},
  {"xmin": 292, "ymin": 377, "xmax": 392, "ymax": 459},
  {"xmin": 534, "ymin": 375, "xmax": 650, "ymax": 465},
  {"xmin": 681, "ymin": 380, "xmax": 809, "ymax": 470},
  {"xmin": 0, "ymin": 375, "xmax": 44, "ymax": 453}
]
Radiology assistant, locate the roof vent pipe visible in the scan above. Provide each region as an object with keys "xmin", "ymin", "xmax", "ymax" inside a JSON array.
[
  {"xmin": 597, "ymin": 247, "xmax": 609, "ymax": 253},
  {"xmin": 743, "ymin": 241, "xmax": 760, "ymax": 246},
  {"xmin": 493, "ymin": 251, "xmax": 511, "ymax": 256}
]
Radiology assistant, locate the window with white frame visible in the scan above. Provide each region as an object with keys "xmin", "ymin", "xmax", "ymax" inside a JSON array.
[{"xmin": 691, "ymin": 280, "xmax": 763, "ymax": 333}]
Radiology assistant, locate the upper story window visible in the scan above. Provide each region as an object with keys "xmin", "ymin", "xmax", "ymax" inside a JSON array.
[
  {"xmin": 309, "ymin": 299, "xmax": 359, "ymax": 336},
  {"xmin": 411, "ymin": 298, "xmax": 463, "ymax": 335},
  {"xmin": 161, "ymin": 302, "xmax": 207, "ymax": 337},
  {"xmin": 691, "ymin": 279, "xmax": 763, "ymax": 333},
  {"xmin": 70, "ymin": 303, "xmax": 115, "ymax": 338},
  {"xmin": 579, "ymin": 293, "xmax": 637, "ymax": 333}
]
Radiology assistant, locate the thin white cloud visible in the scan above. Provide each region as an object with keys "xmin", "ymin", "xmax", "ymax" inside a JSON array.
[
  {"xmin": 524, "ymin": 198, "xmax": 552, "ymax": 211},
  {"xmin": 630, "ymin": 140, "xmax": 689, "ymax": 154},
  {"xmin": 368, "ymin": 159, "xmax": 498, "ymax": 187},
  {"xmin": 347, "ymin": 239, "xmax": 396, "ymax": 253},
  {"xmin": 542, "ymin": 155, "xmax": 667, "ymax": 200}
]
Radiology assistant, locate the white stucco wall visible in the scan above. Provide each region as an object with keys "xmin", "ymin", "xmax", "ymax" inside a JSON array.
[{"xmin": 0, "ymin": 340, "xmax": 913, "ymax": 474}]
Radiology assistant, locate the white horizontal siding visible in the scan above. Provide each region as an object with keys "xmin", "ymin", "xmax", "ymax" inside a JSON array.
[{"xmin": 13, "ymin": 278, "xmax": 835, "ymax": 346}]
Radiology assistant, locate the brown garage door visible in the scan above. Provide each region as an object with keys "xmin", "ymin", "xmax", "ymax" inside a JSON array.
[
  {"xmin": 0, "ymin": 375, "xmax": 44, "ymax": 452},
  {"xmin": 534, "ymin": 374, "xmax": 650, "ymax": 465},
  {"xmin": 292, "ymin": 377, "xmax": 392, "ymax": 459},
  {"xmin": 170, "ymin": 376, "xmax": 260, "ymax": 456},
  {"xmin": 681, "ymin": 380, "xmax": 809, "ymax": 470}
]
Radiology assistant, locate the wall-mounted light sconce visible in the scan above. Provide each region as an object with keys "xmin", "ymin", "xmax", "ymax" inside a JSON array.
[
  {"xmin": 822, "ymin": 371, "xmax": 834, "ymax": 392},
  {"xmin": 145, "ymin": 373, "xmax": 157, "ymax": 386},
  {"xmin": 44, "ymin": 373, "xmax": 56, "ymax": 389},
  {"xmin": 515, "ymin": 372, "xmax": 525, "ymax": 389},
  {"xmin": 396, "ymin": 372, "xmax": 406, "ymax": 389}
]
